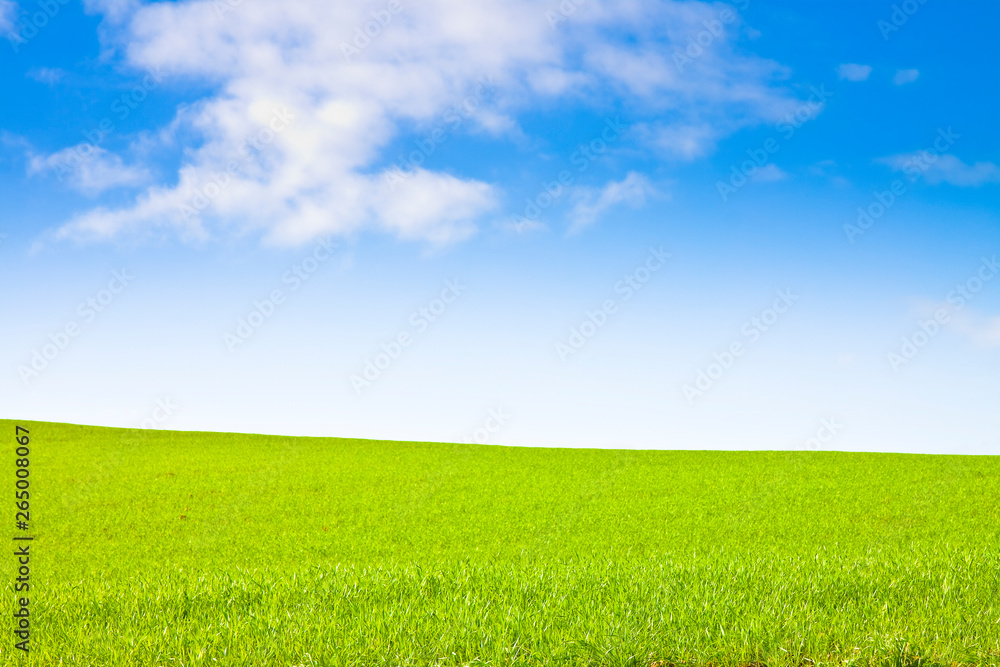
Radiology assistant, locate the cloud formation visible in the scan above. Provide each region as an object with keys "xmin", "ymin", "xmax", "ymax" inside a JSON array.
[
  {"xmin": 836, "ymin": 63, "xmax": 872, "ymax": 82},
  {"xmin": 55, "ymin": 0, "xmax": 802, "ymax": 246},
  {"xmin": 893, "ymin": 68, "xmax": 919, "ymax": 85},
  {"xmin": 567, "ymin": 172, "xmax": 655, "ymax": 235},
  {"xmin": 0, "ymin": 0, "xmax": 16, "ymax": 35},
  {"xmin": 26, "ymin": 67, "xmax": 66, "ymax": 84},
  {"xmin": 751, "ymin": 163, "xmax": 787, "ymax": 182},
  {"xmin": 881, "ymin": 153, "xmax": 1000, "ymax": 187},
  {"xmin": 29, "ymin": 145, "xmax": 149, "ymax": 195},
  {"xmin": 949, "ymin": 310, "xmax": 1000, "ymax": 348}
]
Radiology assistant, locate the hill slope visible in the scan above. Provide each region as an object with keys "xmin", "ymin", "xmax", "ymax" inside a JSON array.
[{"xmin": 4, "ymin": 419, "xmax": 999, "ymax": 666}]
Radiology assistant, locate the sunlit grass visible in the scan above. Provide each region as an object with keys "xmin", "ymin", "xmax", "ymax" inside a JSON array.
[{"xmin": 4, "ymin": 419, "xmax": 999, "ymax": 666}]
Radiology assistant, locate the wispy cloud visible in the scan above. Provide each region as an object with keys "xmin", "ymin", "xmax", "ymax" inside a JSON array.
[
  {"xmin": 51, "ymin": 0, "xmax": 804, "ymax": 247},
  {"xmin": 27, "ymin": 67, "xmax": 66, "ymax": 85},
  {"xmin": 836, "ymin": 63, "xmax": 872, "ymax": 81},
  {"xmin": 82, "ymin": 0, "xmax": 140, "ymax": 23},
  {"xmin": 29, "ymin": 146, "xmax": 150, "ymax": 195},
  {"xmin": 880, "ymin": 153, "xmax": 1000, "ymax": 187},
  {"xmin": 893, "ymin": 68, "xmax": 919, "ymax": 85},
  {"xmin": 638, "ymin": 122, "xmax": 719, "ymax": 161},
  {"xmin": 950, "ymin": 310, "xmax": 1000, "ymax": 348},
  {"xmin": 808, "ymin": 159, "xmax": 835, "ymax": 175},
  {"xmin": 0, "ymin": 0, "xmax": 17, "ymax": 35},
  {"xmin": 567, "ymin": 172, "xmax": 655, "ymax": 235},
  {"xmin": 920, "ymin": 300, "xmax": 1000, "ymax": 348},
  {"xmin": 751, "ymin": 163, "xmax": 787, "ymax": 182}
]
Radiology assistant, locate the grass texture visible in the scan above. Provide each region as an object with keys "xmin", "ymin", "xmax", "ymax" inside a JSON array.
[{"xmin": 3, "ymin": 419, "xmax": 999, "ymax": 666}]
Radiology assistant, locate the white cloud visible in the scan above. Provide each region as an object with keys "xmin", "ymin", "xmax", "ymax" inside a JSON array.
[
  {"xmin": 371, "ymin": 168, "xmax": 497, "ymax": 246},
  {"xmin": 950, "ymin": 312, "xmax": 1000, "ymax": 348},
  {"xmin": 639, "ymin": 122, "xmax": 719, "ymax": 160},
  {"xmin": 29, "ymin": 145, "xmax": 149, "ymax": 195},
  {"xmin": 501, "ymin": 217, "xmax": 546, "ymax": 235},
  {"xmin": 881, "ymin": 153, "xmax": 1000, "ymax": 187},
  {"xmin": 808, "ymin": 159, "xmax": 835, "ymax": 175},
  {"xmin": 55, "ymin": 0, "xmax": 803, "ymax": 247},
  {"xmin": 83, "ymin": 0, "xmax": 139, "ymax": 22},
  {"xmin": 919, "ymin": 302, "xmax": 1000, "ymax": 349},
  {"xmin": 750, "ymin": 163, "xmax": 787, "ymax": 182},
  {"xmin": 27, "ymin": 67, "xmax": 65, "ymax": 84},
  {"xmin": 567, "ymin": 172, "xmax": 655, "ymax": 235},
  {"xmin": 893, "ymin": 68, "xmax": 919, "ymax": 85},
  {"xmin": 0, "ymin": 0, "xmax": 17, "ymax": 35},
  {"xmin": 836, "ymin": 63, "xmax": 872, "ymax": 82}
]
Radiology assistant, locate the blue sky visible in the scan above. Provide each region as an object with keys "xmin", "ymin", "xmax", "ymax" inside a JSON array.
[{"xmin": 1, "ymin": 0, "xmax": 998, "ymax": 452}]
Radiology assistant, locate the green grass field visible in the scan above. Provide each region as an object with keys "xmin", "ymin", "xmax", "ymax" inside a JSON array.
[{"xmin": 3, "ymin": 419, "xmax": 1000, "ymax": 666}]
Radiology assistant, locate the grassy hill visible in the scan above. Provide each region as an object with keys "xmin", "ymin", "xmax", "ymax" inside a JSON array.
[{"xmin": 4, "ymin": 419, "xmax": 1000, "ymax": 666}]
